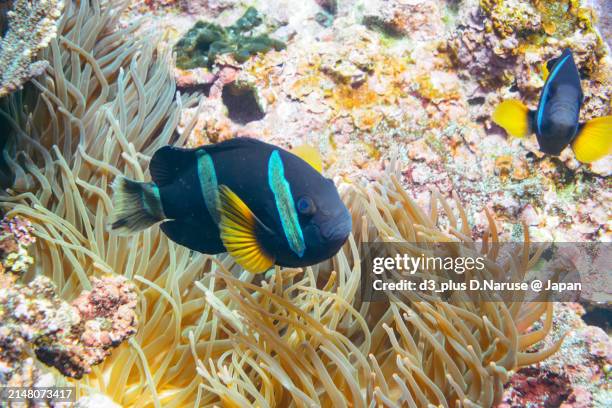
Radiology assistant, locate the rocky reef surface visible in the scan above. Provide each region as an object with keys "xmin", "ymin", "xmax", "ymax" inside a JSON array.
[
  {"xmin": 128, "ymin": 0, "xmax": 611, "ymax": 245},
  {"xmin": 501, "ymin": 302, "xmax": 611, "ymax": 407},
  {"xmin": 0, "ymin": 216, "xmax": 138, "ymax": 388},
  {"xmin": 0, "ymin": 0, "xmax": 64, "ymax": 97}
]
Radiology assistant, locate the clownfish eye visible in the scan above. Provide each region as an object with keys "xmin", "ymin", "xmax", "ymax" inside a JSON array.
[{"xmin": 297, "ymin": 196, "xmax": 316, "ymax": 215}]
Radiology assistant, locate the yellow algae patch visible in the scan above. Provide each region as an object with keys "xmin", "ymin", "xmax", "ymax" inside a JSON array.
[
  {"xmin": 542, "ymin": 20, "xmax": 557, "ymax": 35},
  {"xmin": 288, "ymin": 75, "xmax": 325, "ymax": 100},
  {"xmin": 331, "ymin": 82, "xmax": 380, "ymax": 110},
  {"xmin": 329, "ymin": 57, "xmax": 409, "ymax": 111},
  {"xmin": 360, "ymin": 141, "xmax": 382, "ymax": 161},
  {"xmin": 245, "ymin": 26, "xmax": 413, "ymax": 132},
  {"xmin": 415, "ymin": 73, "xmax": 462, "ymax": 102},
  {"xmin": 352, "ymin": 109, "xmax": 384, "ymax": 131}
]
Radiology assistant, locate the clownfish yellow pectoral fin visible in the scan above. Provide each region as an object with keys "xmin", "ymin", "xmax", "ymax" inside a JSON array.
[
  {"xmin": 492, "ymin": 100, "xmax": 531, "ymax": 138},
  {"xmin": 571, "ymin": 116, "xmax": 612, "ymax": 163},
  {"xmin": 290, "ymin": 145, "xmax": 323, "ymax": 173},
  {"xmin": 218, "ymin": 185, "xmax": 275, "ymax": 274}
]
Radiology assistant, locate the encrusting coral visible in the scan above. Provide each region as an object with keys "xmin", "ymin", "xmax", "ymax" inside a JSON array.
[
  {"xmin": 448, "ymin": 0, "xmax": 609, "ymax": 106},
  {"xmin": 499, "ymin": 303, "xmax": 612, "ymax": 407},
  {"xmin": 174, "ymin": 6, "xmax": 286, "ymax": 69},
  {"xmin": 34, "ymin": 275, "xmax": 138, "ymax": 379},
  {"xmin": 0, "ymin": 216, "xmax": 138, "ymax": 384},
  {"xmin": 362, "ymin": 0, "xmax": 444, "ymax": 40},
  {"xmin": 0, "ymin": 0, "xmax": 564, "ymax": 406},
  {"xmin": 0, "ymin": 216, "xmax": 44, "ymax": 389},
  {"xmin": 0, "ymin": 0, "xmax": 64, "ymax": 97}
]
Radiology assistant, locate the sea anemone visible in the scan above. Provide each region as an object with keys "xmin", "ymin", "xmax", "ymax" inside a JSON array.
[
  {"xmin": 184, "ymin": 179, "xmax": 563, "ymax": 407},
  {"xmin": 0, "ymin": 1, "xmax": 563, "ymax": 406}
]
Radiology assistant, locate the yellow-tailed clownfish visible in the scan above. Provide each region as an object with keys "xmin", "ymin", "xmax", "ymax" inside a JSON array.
[
  {"xmin": 493, "ymin": 48, "xmax": 611, "ymax": 163},
  {"xmin": 109, "ymin": 137, "xmax": 352, "ymax": 273}
]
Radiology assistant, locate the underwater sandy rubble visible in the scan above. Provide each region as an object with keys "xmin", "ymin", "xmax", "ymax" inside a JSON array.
[{"xmin": 0, "ymin": 0, "xmax": 611, "ymax": 407}]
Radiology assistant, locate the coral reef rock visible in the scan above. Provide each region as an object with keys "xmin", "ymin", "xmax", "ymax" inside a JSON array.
[
  {"xmin": 501, "ymin": 302, "xmax": 612, "ymax": 408},
  {"xmin": 362, "ymin": 0, "xmax": 445, "ymax": 40},
  {"xmin": 179, "ymin": 0, "xmax": 234, "ymax": 16},
  {"xmin": 0, "ymin": 0, "xmax": 64, "ymax": 97},
  {"xmin": 174, "ymin": 6, "xmax": 285, "ymax": 69},
  {"xmin": 0, "ymin": 217, "xmax": 138, "ymax": 381},
  {"xmin": 448, "ymin": 0, "xmax": 610, "ymax": 111},
  {"xmin": 0, "ymin": 216, "xmax": 35, "ymax": 274},
  {"xmin": 36, "ymin": 275, "xmax": 139, "ymax": 379},
  {"xmin": 585, "ymin": 0, "xmax": 612, "ymax": 51}
]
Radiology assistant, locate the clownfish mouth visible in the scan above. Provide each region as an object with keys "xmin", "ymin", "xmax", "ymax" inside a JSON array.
[{"xmin": 321, "ymin": 215, "xmax": 352, "ymax": 243}]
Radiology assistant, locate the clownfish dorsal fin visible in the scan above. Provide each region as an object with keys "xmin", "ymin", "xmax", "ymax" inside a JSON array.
[
  {"xmin": 492, "ymin": 99, "xmax": 532, "ymax": 138},
  {"xmin": 546, "ymin": 56, "xmax": 560, "ymax": 75},
  {"xmin": 150, "ymin": 145, "xmax": 197, "ymax": 186},
  {"xmin": 571, "ymin": 116, "xmax": 612, "ymax": 163},
  {"xmin": 290, "ymin": 144, "xmax": 323, "ymax": 173},
  {"xmin": 217, "ymin": 185, "xmax": 275, "ymax": 274}
]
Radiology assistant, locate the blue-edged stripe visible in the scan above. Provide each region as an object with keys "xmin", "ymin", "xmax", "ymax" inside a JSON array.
[
  {"xmin": 196, "ymin": 150, "xmax": 220, "ymax": 223},
  {"xmin": 268, "ymin": 150, "xmax": 306, "ymax": 258},
  {"xmin": 537, "ymin": 54, "xmax": 571, "ymax": 135}
]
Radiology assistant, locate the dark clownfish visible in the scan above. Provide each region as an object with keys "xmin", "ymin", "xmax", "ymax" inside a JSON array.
[
  {"xmin": 493, "ymin": 48, "xmax": 612, "ymax": 163},
  {"xmin": 109, "ymin": 137, "xmax": 352, "ymax": 273}
]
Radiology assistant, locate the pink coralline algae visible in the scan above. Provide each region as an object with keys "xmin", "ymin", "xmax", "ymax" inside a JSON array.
[
  {"xmin": 0, "ymin": 216, "xmax": 36, "ymax": 274},
  {"xmin": 362, "ymin": 0, "xmax": 445, "ymax": 40},
  {"xmin": 35, "ymin": 275, "xmax": 139, "ymax": 379},
  {"xmin": 448, "ymin": 7, "xmax": 521, "ymax": 92},
  {"xmin": 500, "ymin": 302, "xmax": 612, "ymax": 407},
  {"xmin": 0, "ymin": 217, "xmax": 138, "ymax": 382},
  {"xmin": 499, "ymin": 367, "xmax": 573, "ymax": 408},
  {"xmin": 179, "ymin": 0, "xmax": 234, "ymax": 16},
  {"xmin": 71, "ymin": 277, "xmax": 139, "ymax": 351}
]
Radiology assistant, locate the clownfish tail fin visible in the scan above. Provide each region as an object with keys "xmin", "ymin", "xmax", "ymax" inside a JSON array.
[
  {"xmin": 109, "ymin": 177, "xmax": 165, "ymax": 234},
  {"xmin": 571, "ymin": 116, "xmax": 612, "ymax": 163}
]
